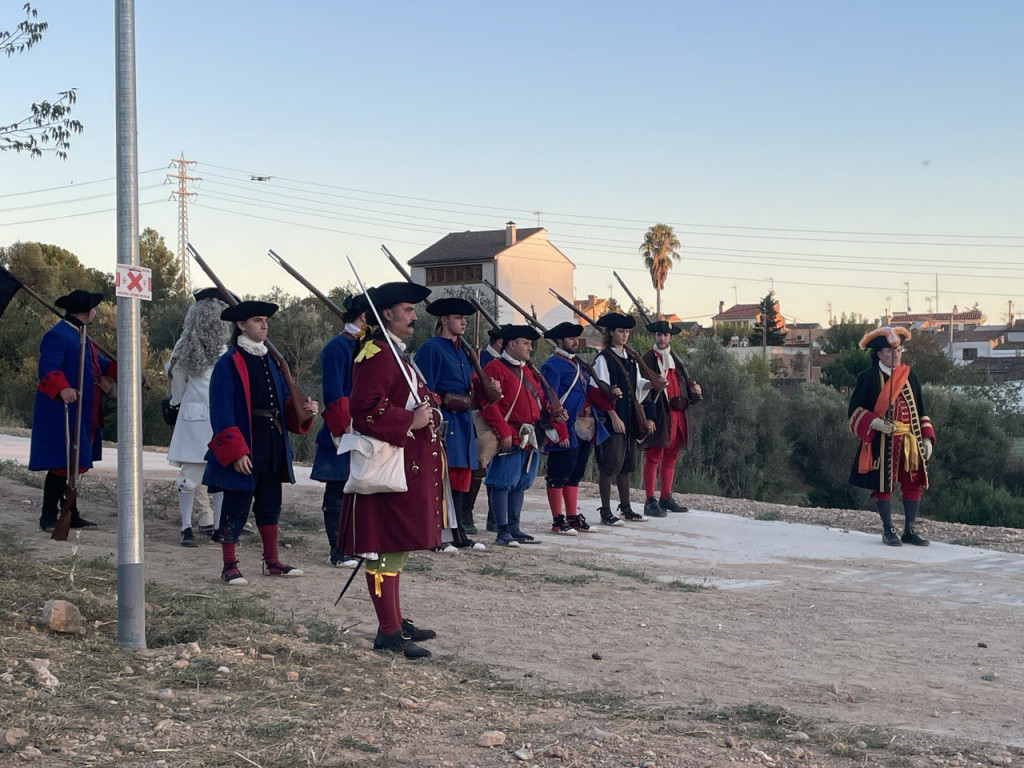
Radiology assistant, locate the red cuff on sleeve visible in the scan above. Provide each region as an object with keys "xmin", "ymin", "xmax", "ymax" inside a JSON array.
[
  {"xmin": 322, "ymin": 397, "xmax": 351, "ymax": 437},
  {"xmin": 849, "ymin": 407, "xmax": 876, "ymax": 442},
  {"xmin": 209, "ymin": 426, "xmax": 250, "ymax": 466},
  {"xmin": 39, "ymin": 370, "xmax": 72, "ymax": 400},
  {"xmin": 284, "ymin": 399, "xmax": 315, "ymax": 435},
  {"xmin": 587, "ymin": 385, "xmax": 615, "ymax": 413},
  {"xmin": 921, "ymin": 417, "xmax": 936, "ymax": 443}
]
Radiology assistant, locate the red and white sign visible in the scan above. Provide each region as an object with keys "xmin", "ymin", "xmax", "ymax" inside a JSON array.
[{"xmin": 115, "ymin": 264, "xmax": 153, "ymax": 301}]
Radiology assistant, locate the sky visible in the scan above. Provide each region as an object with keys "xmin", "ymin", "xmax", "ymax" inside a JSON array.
[{"xmin": 2, "ymin": 1, "xmax": 1023, "ymax": 327}]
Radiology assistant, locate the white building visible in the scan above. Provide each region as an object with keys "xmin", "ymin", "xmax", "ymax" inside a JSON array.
[{"xmin": 407, "ymin": 222, "xmax": 575, "ymax": 327}]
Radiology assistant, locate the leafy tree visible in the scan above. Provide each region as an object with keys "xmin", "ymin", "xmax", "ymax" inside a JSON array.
[
  {"xmin": 1, "ymin": 4, "xmax": 82, "ymax": 159},
  {"xmin": 820, "ymin": 347, "xmax": 869, "ymax": 391},
  {"xmin": 820, "ymin": 315, "xmax": 874, "ymax": 355},
  {"xmin": 638, "ymin": 223, "xmax": 681, "ymax": 317},
  {"xmin": 748, "ymin": 293, "xmax": 786, "ymax": 347}
]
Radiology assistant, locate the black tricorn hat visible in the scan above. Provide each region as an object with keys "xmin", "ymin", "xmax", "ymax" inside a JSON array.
[
  {"xmin": 221, "ymin": 300, "xmax": 279, "ymax": 322},
  {"xmin": 426, "ymin": 297, "xmax": 476, "ymax": 317},
  {"xmin": 595, "ymin": 312, "xmax": 635, "ymax": 330},
  {"xmin": 486, "ymin": 326, "xmax": 503, "ymax": 341},
  {"xmin": 498, "ymin": 324, "xmax": 540, "ymax": 342},
  {"xmin": 343, "ymin": 293, "xmax": 369, "ymax": 313},
  {"xmin": 55, "ymin": 289, "xmax": 103, "ymax": 314},
  {"xmin": 646, "ymin": 320, "xmax": 681, "ymax": 335},
  {"xmin": 193, "ymin": 287, "xmax": 236, "ymax": 303},
  {"xmin": 544, "ymin": 321, "xmax": 584, "ymax": 340},
  {"xmin": 368, "ymin": 281, "xmax": 430, "ymax": 309}
]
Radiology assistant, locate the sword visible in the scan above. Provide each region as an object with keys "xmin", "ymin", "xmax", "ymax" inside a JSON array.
[{"xmin": 334, "ymin": 558, "xmax": 365, "ymax": 606}]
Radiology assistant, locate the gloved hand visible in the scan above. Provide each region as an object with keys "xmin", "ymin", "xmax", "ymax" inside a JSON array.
[
  {"xmin": 922, "ymin": 438, "xmax": 933, "ymax": 461},
  {"xmin": 869, "ymin": 417, "xmax": 895, "ymax": 435}
]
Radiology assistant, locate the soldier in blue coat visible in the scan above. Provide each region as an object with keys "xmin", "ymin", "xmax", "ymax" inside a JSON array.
[
  {"xmin": 30, "ymin": 289, "xmax": 114, "ymax": 532},
  {"xmin": 204, "ymin": 300, "xmax": 318, "ymax": 586},
  {"xmin": 311, "ymin": 294, "xmax": 368, "ymax": 567},
  {"xmin": 540, "ymin": 321, "xmax": 609, "ymax": 534},
  {"xmin": 415, "ymin": 297, "xmax": 488, "ymax": 550},
  {"xmin": 472, "ymin": 326, "xmax": 504, "ymax": 532}
]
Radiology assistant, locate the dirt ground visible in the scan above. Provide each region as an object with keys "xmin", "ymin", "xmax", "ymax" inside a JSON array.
[{"xmin": 2, "ymin": 455, "xmax": 1024, "ymax": 767}]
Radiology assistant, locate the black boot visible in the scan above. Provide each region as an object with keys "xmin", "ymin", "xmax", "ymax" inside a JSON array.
[
  {"xmin": 40, "ymin": 471, "xmax": 64, "ymax": 531},
  {"xmin": 619, "ymin": 503, "xmax": 649, "ymax": 522},
  {"xmin": 373, "ymin": 629, "xmax": 431, "ymax": 659}
]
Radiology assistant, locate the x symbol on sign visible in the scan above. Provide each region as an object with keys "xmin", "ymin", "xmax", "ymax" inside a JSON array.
[{"xmin": 126, "ymin": 271, "xmax": 144, "ymax": 292}]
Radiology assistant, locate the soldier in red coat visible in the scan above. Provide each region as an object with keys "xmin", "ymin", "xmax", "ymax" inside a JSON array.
[
  {"xmin": 477, "ymin": 325, "xmax": 568, "ymax": 547},
  {"xmin": 337, "ymin": 282, "xmax": 443, "ymax": 660}
]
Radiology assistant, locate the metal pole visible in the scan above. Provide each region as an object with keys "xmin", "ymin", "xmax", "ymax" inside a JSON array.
[{"xmin": 115, "ymin": 0, "xmax": 146, "ymax": 649}]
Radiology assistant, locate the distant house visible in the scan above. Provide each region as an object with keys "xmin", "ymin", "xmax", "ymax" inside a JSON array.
[
  {"xmin": 574, "ymin": 294, "xmax": 615, "ymax": 322},
  {"xmin": 712, "ymin": 300, "xmax": 786, "ymax": 330},
  {"xmin": 888, "ymin": 307, "xmax": 985, "ymax": 331},
  {"xmin": 408, "ymin": 221, "xmax": 574, "ymax": 327},
  {"xmin": 784, "ymin": 322, "xmax": 824, "ymax": 348}
]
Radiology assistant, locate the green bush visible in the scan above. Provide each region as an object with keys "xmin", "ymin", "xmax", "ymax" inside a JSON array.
[{"xmin": 929, "ymin": 479, "xmax": 1024, "ymax": 528}]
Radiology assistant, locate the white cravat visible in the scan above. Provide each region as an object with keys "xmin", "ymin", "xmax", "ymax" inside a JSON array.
[
  {"xmin": 237, "ymin": 335, "xmax": 268, "ymax": 357},
  {"xmin": 501, "ymin": 351, "xmax": 525, "ymax": 367}
]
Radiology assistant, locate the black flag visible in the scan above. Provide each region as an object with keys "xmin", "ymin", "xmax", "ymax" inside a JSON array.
[{"xmin": 0, "ymin": 266, "xmax": 23, "ymax": 318}]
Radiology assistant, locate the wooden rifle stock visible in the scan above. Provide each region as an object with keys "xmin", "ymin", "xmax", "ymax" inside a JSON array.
[
  {"xmin": 52, "ymin": 324, "xmax": 89, "ymax": 541},
  {"xmin": 612, "ymin": 271, "xmax": 702, "ymax": 404},
  {"xmin": 380, "ymin": 244, "xmax": 502, "ymax": 404},
  {"xmin": 187, "ymin": 243, "xmax": 311, "ymax": 431}
]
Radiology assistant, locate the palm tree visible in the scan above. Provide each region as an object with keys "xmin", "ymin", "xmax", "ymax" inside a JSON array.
[{"xmin": 639, "ymin": 223, "xmax": 681, "ymax": 317}]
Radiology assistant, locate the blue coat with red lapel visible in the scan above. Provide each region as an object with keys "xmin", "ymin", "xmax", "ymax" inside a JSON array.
[
  {"xmin": 203, "ymin": 348, "xmax": 312, "ymax": 492},
  {"xmin": 29, "ymin": 320, "xmax": 115, "ymax": 472}
]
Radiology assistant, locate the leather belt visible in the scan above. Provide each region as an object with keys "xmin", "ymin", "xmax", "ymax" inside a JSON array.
[{"xmin": 252, "ymin": 407, "xmax": 283, "ymax": 434}]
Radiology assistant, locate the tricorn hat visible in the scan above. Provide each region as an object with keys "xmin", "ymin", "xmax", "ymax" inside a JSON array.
[
  {"xmin": 486, "ymin": 326, "xmax": 503, "ymax": 341},
  {"xmin": 193, "ymin": 287, "xmax": 236, "ymax": 303},
  {"xmin": 646, "ymin": 320, "xmax": 680, "ymax": 335},
  {"xmin": 595, "ymin": 312, "xmax": 635, "ymax": 330},
  {"xmin": 859, "ymin": 326, "xmax": 911, "ymax": 351},
  {"xmin": 343, "ymin": 293, "xmax": 369, "ymax": 314},
  {"xmin": 221, "ymin": 300, "xmax": 279, "ymax": 323},
  {"xmin": 544, "ymin": 321, "xmax": 584, "ymax": 340},
  {"xmin": 55, "ymin": 289, "xmax": 103, "ymax": 314},
  {"xmin": 498, "ymin": 324, "xmax": 540, "ymax": 342},
  {"xmin": 426, "ymin": 297, "xmax": 476, "ymax": 317},
  {"xmin": 368, "ymin": 281, "xmax": 430, "ymax": 309}
]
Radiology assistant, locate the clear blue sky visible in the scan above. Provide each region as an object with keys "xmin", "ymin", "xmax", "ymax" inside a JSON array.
[{"xmin": 3, "ymin": 1, "xmax": 1023, "ymax": 326}]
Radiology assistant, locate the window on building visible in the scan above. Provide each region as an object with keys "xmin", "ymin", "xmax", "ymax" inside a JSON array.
[
  {"xmin": 962, "ymin": 348, "xmax": 978, "ymax": 360},
  {"xmin": 425, "ymin": 263, "xmax": 483, "ymax": 286}
]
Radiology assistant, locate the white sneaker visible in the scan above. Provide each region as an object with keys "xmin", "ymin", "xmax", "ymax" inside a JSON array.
[{"xmin": 471, "ymin": 541, "xmax": 486, "ymax": 550}]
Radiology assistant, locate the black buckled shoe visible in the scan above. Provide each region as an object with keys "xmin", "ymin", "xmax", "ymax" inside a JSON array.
[
  {"xmin": 39, "ymin": 517, "xmax": 56, "ymax": 533},
  {"xmin": 69, "ymin": 516, "xmax": 97, "ymax": 528},
  {"xmin": 401, "ymin": 618, "xmax": 436, "ymax": 642},
  {"xmin": 567, "ymin": 513, "xmax": 590, "ymax": 532},
  {"xmin": 901, "ymin": 527, "xmax": 930, "ymax": 546},
  {"xmin": 374, "ymin": 629, "xmax": 431, "ymax": 659},
  {"xmin": 882, "ymin": 527, "xmax": 903, "ymax": 547},
  {"xmin": 598, "ymin": 507, "xmax": 622, "ymax": 526},
  {"xmin": 618, "ymin": 505, "xmax": 649, "ymax": 522},
  {"xmin": 181, "ymin": 528, "xmax": 198, "ymax": 548},
  {"xmin": 644, "ymin": 497, "xmax": 666, "ymax": 517},
  {"xmin": 658, "ymin": 496, "xmax": 689, "ymax": 513}
]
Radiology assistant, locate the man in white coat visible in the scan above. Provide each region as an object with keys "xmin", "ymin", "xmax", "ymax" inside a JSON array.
[{"xmin": 165, "ymin": 288, "xmax": 233, "ymax": 546}]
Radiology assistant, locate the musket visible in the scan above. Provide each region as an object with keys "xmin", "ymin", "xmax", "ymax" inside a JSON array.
[
  {"xmin": 345, "ymin": 255, "xmax": 426, "ymax": 405},
  {"xmin": 187, "ymin": 243, "xmax": 312, "ymax": 432},
  {"xmin": 267, "ymin": 249, "xmax": 346, "ymax": 322},
  {"xmin": 469, "ymin": 286, "xmax": 566, "ymax": 418},
  {"xmin": 379, "ymin": 244, "xmax": 501, "ymax": 403},
  {"xmin": 1, "ymin": 265, "xmax": 117, "ymax": 362},
  {"xmin": 479, "ymin": 278, "xmax": 617, "ymax": 402},
  {"xmin": 51, "ymin": 322, "xmax": 89, "ymax": 541},
  {"xmin": 547, "ymin": 287, "xmax": 659, "ymax": 439},
  {"xmin": 612, "ymin": 271, "xmax": 702, "ymax": 404},
  {"xmin": 547, "ymin": 288, "xmax": 664, "ymax": 387}
]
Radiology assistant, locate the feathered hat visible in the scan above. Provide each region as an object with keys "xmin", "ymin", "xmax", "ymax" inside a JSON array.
[{"xmin": 858, "ymin": 325, "xmax": 911, "ymax": 351}]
